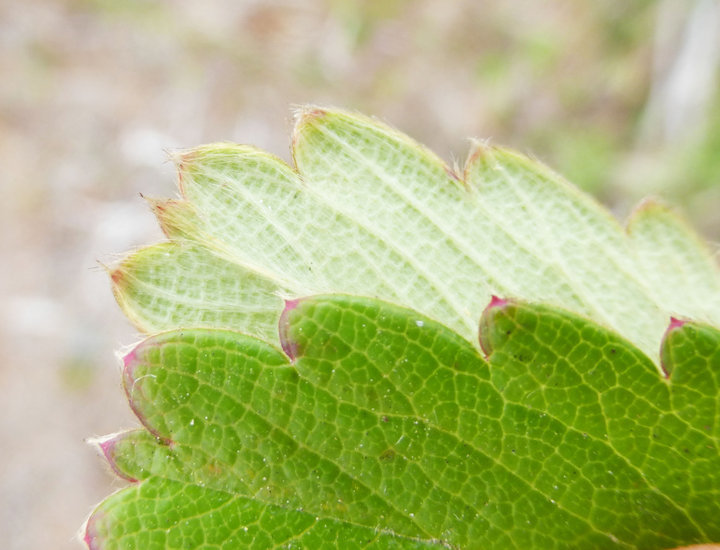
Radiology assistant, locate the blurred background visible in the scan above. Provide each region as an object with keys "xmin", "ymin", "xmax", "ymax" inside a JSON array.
[{"xmin": 1, "ymin": 1, "xmax": 719, "ymax": 548}]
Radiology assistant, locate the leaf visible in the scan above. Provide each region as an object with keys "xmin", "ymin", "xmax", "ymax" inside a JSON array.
[
  {"xmin": 89, "ymin": 107, "xmax": 720, "ymax": 548},
  {"xmin": 110, "ymin": 107, "xmax": 720, "ymax": 362},
  {"xmin": 111, "ymin": 242, "xmax": 284, "ymax": 342},
  {"xmin": 84, "ymin": 477, "xmax": 432, "ymax": 549},
  {"xmin": 86, "ymin": 295, "xmax": 720, "ymax": 548}
]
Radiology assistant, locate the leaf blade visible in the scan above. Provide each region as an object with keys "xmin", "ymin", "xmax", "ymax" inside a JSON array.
[
  {"xmin": 94, "ymin": 107, "xmax": 720, "ymax": 548},
  {"xmin": 113, "ymin": 108, "xmax": 720, "ymax": 363},
  {"xmin": 92, "ymin": 295, "xmax": 720, "ymax": 548},
  {"xmin": 85, "ymin": 477, "xmax": 438, "ymax": 550}
]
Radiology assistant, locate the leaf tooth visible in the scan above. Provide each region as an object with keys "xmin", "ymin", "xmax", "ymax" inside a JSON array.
[
  {"xmin": 108, "ymin": 266, "xmax": 124, "ymax": 294},
  {"xmin": 462, "ymin": 139, "xmax": 494, "ymax": 180},
  {"xmin": 107, "ymin": 262, "xmax": 155, "ymax": 335},
  {"xmin": 487, "ymin": 295, "xmax": 509, "ymax": 309},
  {"xmin": 293, "ymin": 104, "xmax": 329, "ymax": 126},
  {"xmin": 291, "ymin": 106, "xmax": 331, "ymax": 167},
  {"xmin": 82, "ymin": 513, "xmax": 102, "ymax": 550},
  {"xmin": 169, "ymin": 147, "xmax": 198, "ymax": 196},
  {"xmin": 121, "ymin": 343, "xmax": 175, "ymax": 446},
  {"xmin": 624, "ymin": 196, "xmax": 666, "ymax": 229},
  {"xmin": 88, "ymin": 432, "xmax": 139, "ymax": 483},
  {"xmin": 463, "ymin": 140, "xmax": 532, "ymax": 185},
  {"xmin": 478, "ymin": 295, "xmax": 511, "ymax": 358},
  {"xmin": 143, "ymin": 196, "xmax": 195, "ymax": 239},
  {"xmin": 278, "ymin": 298, "xmax": 304, "ymax": 361},
  {"xmin": 170, "ymin": 142, "xmax": 254, "ymax": 197},
  {"xmin": 660, "ymin": 316, "xmax": 689, "ymax": 378},
  {"xmin": 668, "ymin": 316, "xmax": 688, "ymax": 331},
  {"xmin": 444, "ymin": 163, "xmax": 462, "ymax": 183},
  {"xmin": 122, "ymin": 346, "xmax": 140, "ymax": 373}
]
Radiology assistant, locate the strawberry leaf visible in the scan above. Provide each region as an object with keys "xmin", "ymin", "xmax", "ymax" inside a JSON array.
[
  {"xmin": 110, "ymin": 108, "xmax": 720, "ymax": 362},
  {"xmin": 87, "ymin": 296, "xmax": 720, "ymax": 548},
  {"xmin": 88, "ymin": 107, "xmax": 720, "ymax": 548}
]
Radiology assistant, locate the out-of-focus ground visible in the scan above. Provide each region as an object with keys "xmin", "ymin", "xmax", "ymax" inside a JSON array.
[{"xmin": 1, "ymin": 1, "xmax": 719, "ymax": 548}]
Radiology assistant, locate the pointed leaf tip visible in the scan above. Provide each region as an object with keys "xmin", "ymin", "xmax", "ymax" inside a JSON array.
[
  {"xmin": 83, "ymin": 512, "xmax": 101, "ymax": 550},
  {"xmin": 146, "ymin": 197, "xmax": 186, "ymax": 237},
  {"xmin": 296, "ymin": 106, "xmax": 328, "ymax": 122},
  {"xmin": 109, "ymin": 267, "xmax": 124, "ymax": 287},
  {"xmin": 292, "ymin": 106, "xmax": 331, "ymax": 154},
  {"xmin": 97, "ymin": 436, "xmax": 116, "ymax": 460},
  {"xmin": 660, "ymin": 317, "xmax": 688, "ymax": 378},
  {"xmin": 464, "ymin": 140, "xmax": 492, "ymax": 172},
  {"xmin": 120, "ymin": 342, "xmax": 174, "ymax": 445},
  {"xmin": 122, "ymin": 347, "xmax": 139, "ymax": 372},
  {"xmin": 478, "ymin": 296, "xmax": 510, "ymax": 357},
  {"xmin": 279, "ymin": 298, "xmax": 303, "ymax": 360},
  {"xmin": 293, "ymin": 106, "xmax": 329, "ymax": 135},
  {"xmin": 171, "ymin": 147, "xmax": 197, "ymax": 168},
  {"xmin": 669, "ymin": 316, "xmax": 687, "ymax": 331},
  {"xmin": 487, "ymin": 295, "xmax": 508, "ymax": 310},
  {"xmin": 93, "ymin": 433, "xmax": 139, "ymax": 483}
]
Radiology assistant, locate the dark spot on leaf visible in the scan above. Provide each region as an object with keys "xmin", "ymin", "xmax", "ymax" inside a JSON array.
[{"xmin": 379, "ymin": 449, "xmax": 395, "ymax": 462}]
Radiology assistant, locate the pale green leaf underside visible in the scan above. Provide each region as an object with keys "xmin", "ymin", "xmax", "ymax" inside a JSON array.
[
  {"xmin": 87, "ymin": 296, "xmax": 720, "ymax": 549},
  {"xmin": 111, "ymin": 107, "xmax": 720, "ymax": 362}
]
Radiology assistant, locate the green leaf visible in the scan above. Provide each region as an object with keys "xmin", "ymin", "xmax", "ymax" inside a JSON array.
[
  {"xmin": 627, "ymin": 198, "xmax": 720, "ymax": 323},
  {"xmin": 84, "ymin": 476, "xmax": 433, "ymax": 550},
  {"xmin": 90, "ymin": 107, "xmax": 720, "ymax": 548},
  {"xmin": 111, "ymin": 242, "xmax": 284, "ymax": 343},
  {"xmin": 111, "ymin": 107, "xmax": 720, "ymax": 362},
  {"xmin": 87, "ymin": 295, "xmax": 720, "ymax": 548}
]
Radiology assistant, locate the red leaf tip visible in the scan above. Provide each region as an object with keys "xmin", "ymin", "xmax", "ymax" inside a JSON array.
[
  {"xmin": 83, "ymin": 510, "xmax": 102, "ymax": 550},
  {"xmin": 478, "ymin": 296, "xmax": 510, "ymax": 358},
  {"xmin": 122, "ymin": 348, "xmax": 140, "ymax": 376},
  {"xmin": 486, "ymin": 295, "xmax": 508, "ymax": 312},
  {"xmin": 97, "ymin": 436, "xmax": 115, "ymax": 458},
  {"xmin": 296, "ymin": 106, "xmax": 328, "ymax": 124},
  {"xmin": 83, "ymin": 525, "xmax": 95, "ymax": 549},
  {"xmin": 279, "ymin": 298, "xmax": 303, "ymax": 361},
  {"xmin": 90, "ymin": 433, "xmax": 139, "ymax": 483},
  {"xmin": 668, "ymin": 317, "xmax": 687, "ymax": 331},
  {"xmin": 110, "ymin": 267, "xmax": 124, "ymax": 286},
  {"xmin": 660, "ymin": 317, "xmax": 689, "ymax": 379}
]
